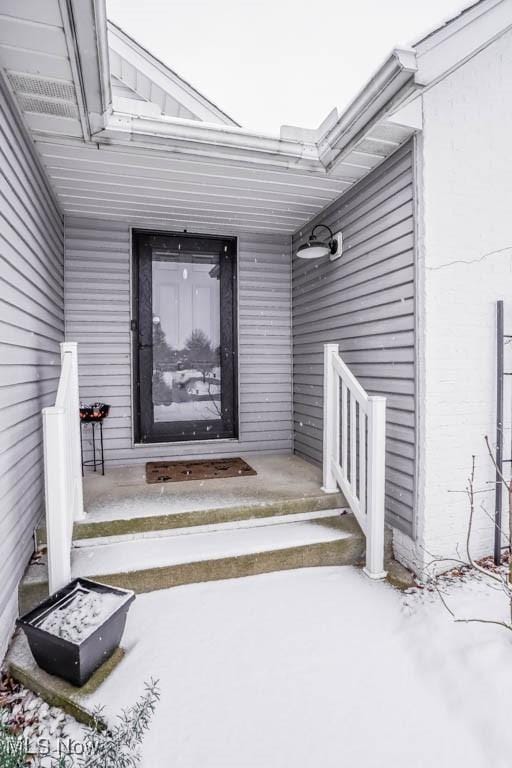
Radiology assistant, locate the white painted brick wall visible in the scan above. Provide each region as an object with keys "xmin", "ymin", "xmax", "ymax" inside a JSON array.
[{"xmin": 395, "ymin": 28, "xmax": 512, "ymax": 574}]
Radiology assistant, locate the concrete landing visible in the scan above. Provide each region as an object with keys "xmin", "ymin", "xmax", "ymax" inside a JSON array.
[{"xmin": 82, "ymin": 454, "xmax": 342, "ymax": 521}]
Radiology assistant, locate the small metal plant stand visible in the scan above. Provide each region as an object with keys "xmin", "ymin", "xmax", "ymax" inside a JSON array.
[{"xmin": 80, "ymin": 403, "xmax": 110, "ymax": 476}]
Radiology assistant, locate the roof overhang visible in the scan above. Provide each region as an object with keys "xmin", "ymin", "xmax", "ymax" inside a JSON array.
[
  {"xmin": 0, "ymin": 0, "xmax": 111, "ymax": 141},
  {"xmin": 413, "ymin": 0, "xmax": 512, "ymax": 84},
  {"xmin": 60, "ymin": 0, "xmax": 112, "ymax": 136},
  {"xmin": 316, "ymin": 47, "xmax": 418, "ymax": 173},
  {"xmin": 2, "ymin": 0, "xmax": 510, "ymax": 234},
  {"xmin": 86, "ymin": 44, "xmax": 422, "ymax": 178}
]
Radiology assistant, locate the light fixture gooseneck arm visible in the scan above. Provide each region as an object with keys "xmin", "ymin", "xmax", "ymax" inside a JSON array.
[{"xmin": 311, "ymin": 224, "xmax": 334, "ymax": 241}]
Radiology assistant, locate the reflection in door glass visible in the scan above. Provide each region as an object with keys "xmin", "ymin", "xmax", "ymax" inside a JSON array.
[{"xmin": 152, "ymin": 252, "xmax": 221, "ymax": 424}]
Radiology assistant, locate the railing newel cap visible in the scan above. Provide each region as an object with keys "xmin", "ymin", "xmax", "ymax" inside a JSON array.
[{"xmin": 42, "ymin": 406, "xmax": 66, "ymax": 416}]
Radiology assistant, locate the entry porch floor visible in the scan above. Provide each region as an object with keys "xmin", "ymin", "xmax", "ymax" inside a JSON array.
[{"xmin": 80, "ymin": 453, "xmax": 344, "ymax": 526}]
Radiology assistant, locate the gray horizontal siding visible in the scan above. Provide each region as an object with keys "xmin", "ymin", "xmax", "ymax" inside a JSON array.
[
  {"xmin": 292, "ymin": 141, "xmax": 416, "ymax": 535},
  {"xmin": 64, "ymin": 217, "xmax": 293, "ymax": 465},
  {"xmin": 0, "ymin": 75, "xmax": 64, "ymax": 656}
]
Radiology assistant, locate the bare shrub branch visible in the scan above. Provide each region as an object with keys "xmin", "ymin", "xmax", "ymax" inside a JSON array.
[{"xmin": 425, "ymin": 443, "xmax": 512, "ymax": 632}]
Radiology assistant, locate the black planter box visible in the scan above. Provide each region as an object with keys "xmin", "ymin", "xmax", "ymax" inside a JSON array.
[{"xmin": 17, "ymin": 578, "xmax": 135, "ymax": 687}]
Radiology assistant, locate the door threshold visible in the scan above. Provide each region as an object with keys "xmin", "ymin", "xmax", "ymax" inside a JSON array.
[{"xmin": 132, "ymin": 438, "xmax": 240, "ymax": 448}]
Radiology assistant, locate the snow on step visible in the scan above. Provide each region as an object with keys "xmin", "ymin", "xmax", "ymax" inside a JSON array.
[
  {"xmin": 72, "ymin": 508, "xmax": 345, "ymax": 548},
  {"xmin": 71, "ymin": 519, "xmax": 350, "ymax": 577}
]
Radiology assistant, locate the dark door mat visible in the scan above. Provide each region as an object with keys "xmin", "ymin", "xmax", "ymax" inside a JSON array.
[{"xmin": 146, "ymin": 457, "xmax": 257, "ymax": 484}]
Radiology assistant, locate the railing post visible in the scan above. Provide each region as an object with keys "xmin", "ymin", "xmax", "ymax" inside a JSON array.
[
  {"xmin": 61, "ymin": 342, "xmax": 84, "ymax": 521},
  {"xmin": 364, "ymin": 396, "xmax": 387, "ymax": 579},
  {"xmin": 43, "ymin": 408, "xmax": 71, "ymax": 593},
  {"xmin": 322, "ymin": 343, "xmax": 339, "ymax": 493}
]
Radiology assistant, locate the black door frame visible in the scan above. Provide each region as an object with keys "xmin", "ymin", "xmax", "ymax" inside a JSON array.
[{"xmin": 132, "ymin": 230, "xmax": 238, "ymax": 444}]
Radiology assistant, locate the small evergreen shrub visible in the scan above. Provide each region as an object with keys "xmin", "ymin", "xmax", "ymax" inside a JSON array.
[
  {"xmin": 76, "ymin": 678, "xmax": 160, "ymax": 768},
  {"xmin": 0, "ymin": 679, "xmax": 160, "ymax": 768},
  {"xmin": 0, "ymin": 723, "xmax": 27, "ymax": 768}
]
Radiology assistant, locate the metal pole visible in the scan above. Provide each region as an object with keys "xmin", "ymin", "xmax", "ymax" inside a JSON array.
[
  {"xmin": 495, "ymin": 300, "xmax": 504, "ymax": 565},
  {"xmin": 100, "ymin": 420, "xmax": 105, "ymax": 476},
  {"xmin": 80, "ymin": 421, "xmax": 84, "ymax": 477},
  {"xmin": 92, "ymin": 422, "xmax": 97, "ymax": 472}
]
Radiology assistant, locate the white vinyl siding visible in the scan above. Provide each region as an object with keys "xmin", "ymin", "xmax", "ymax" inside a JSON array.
[
  {"xmin": 64, "ymin": 217, "xmax": 293, "ymax": 463},
  {"xmin": 292, "ymin": 142, "xmax": 416, "ymax": 535},
  {"xmin": 0, "ymin": 76, "xmax": 64, "ymax": 657}
]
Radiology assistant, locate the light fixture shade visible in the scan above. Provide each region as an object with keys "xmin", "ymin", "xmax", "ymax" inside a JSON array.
[
  {"xmin": 296, "ymin": 241, "xmax": 331, "ymax": 259},
  {"xmin": 296, "ymin": 224, "xmax": 339, "ymax": 260}
]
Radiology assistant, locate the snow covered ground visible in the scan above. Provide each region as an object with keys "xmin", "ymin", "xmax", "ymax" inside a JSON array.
[
  {"xmin": 90, "ymin": 566, "xmax": 512, "ymax": 768},
  {"xmin": 154, "ymin": 399, "xmax": 221, "ymax": 423}
]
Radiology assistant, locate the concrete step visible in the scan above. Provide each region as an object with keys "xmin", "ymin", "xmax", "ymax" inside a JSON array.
[
  {"xmin": 72, "ymin": 507, "xmax": 344, "ymax": 548},
  {"xmin": 36, "ymin": 491, "xmax": 345, "ymax": 546},
  {"xmin": 21, "ymin": 514, "xmax": 364, "ymax": 612},
  {"xmin": 6, "ymin": 632, "xmax": 121, "ymax": 727}
]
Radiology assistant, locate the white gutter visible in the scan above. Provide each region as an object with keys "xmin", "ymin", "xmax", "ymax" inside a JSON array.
[
  {"xmin": 98, "ymin": 112, "xmax": 325, "ymax": 171},
  {"xmin": 317, "ymin": 47, "xmax": 419, "ymax": 171}
]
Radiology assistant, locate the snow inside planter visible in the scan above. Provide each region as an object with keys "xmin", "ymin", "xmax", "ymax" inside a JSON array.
[{"xmin": 17, "ymin": 578, "xmax": 135, "ymax": 687}]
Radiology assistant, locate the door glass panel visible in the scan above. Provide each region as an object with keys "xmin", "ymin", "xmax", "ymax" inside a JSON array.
[{"xmin": 151, "ymin": 252, "xmax": 222, "ymax": 426}]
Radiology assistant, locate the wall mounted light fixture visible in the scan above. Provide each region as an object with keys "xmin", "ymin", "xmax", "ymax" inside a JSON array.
[{"xmin": 296, "ymin": 224, "xmax": 342, "ymax": 260}]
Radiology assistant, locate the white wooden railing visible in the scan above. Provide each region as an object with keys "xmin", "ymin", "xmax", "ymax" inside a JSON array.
[
  {"xmin": 322, "ymin": 343, "xmax": 387, "ymax": 579},
  {"xmin": 42, "ymin": 342, "xmax": 84, "ymax": 593}
]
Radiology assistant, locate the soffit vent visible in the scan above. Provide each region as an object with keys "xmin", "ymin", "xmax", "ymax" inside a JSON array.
[
  {"xmin": 17, "ymin": 94, "xmax": 78, "ymax": 119},
  {"xmin": 7, "ymin": 72, "xmax": 76, "ymax": 102}
]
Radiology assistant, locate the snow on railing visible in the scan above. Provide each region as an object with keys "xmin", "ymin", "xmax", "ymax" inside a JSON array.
[
  {"xmin": 322, "ymin": 343, "xmax": 387, "ymax": 579},
  {"xmin": 42, "ymin": 342, "xmax": 84, "ymax": 593}
]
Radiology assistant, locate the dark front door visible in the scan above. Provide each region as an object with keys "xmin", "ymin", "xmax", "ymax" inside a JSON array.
[{"xmin": 133, "ymin": 231, "xmax": 237, "ymax": 443}]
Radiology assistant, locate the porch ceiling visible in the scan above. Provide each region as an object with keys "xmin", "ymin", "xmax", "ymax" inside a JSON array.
[{"xmin": 34, "ymin": 138, "xmax": 352, "ymax": 234}]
